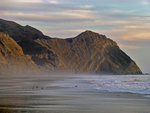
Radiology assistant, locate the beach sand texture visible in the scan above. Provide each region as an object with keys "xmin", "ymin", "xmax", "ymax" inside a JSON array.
[{"xmin": 0, "ymin": 74, "xmax": 150, "ymax": 113}]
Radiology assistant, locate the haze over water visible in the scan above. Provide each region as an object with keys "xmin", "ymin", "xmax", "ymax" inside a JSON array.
[{"xmin": 0, "ymin": 74, "xmax": 150, "ymax": 113}]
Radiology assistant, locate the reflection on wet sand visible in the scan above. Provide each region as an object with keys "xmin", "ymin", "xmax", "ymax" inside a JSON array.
[{"xmin": 0, "ymin": 74, "xmax": 150, "ymax": 113}]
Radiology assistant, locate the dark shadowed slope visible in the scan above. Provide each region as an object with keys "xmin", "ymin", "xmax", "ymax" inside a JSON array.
[
  {"xmin": 0, "ymin": 19, "xmax": 142, "ymax": 74},
  {"xmin": 0, "ymin": 19, "xmax": 58, "ymax": 71},
  {"xmin": 0, "ymin": 19, "xmax": 49, "ymax": 41},
  {"xmin": 0, "ymin": 32, "xmax": 37, "ymax": 75}
]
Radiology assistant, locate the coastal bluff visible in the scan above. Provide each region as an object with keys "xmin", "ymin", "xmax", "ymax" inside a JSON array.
[{"xmin": 0, "ymin": 19, "xmax": 142, "ymax": 75}]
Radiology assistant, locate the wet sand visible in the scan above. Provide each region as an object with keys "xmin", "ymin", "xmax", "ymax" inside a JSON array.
[{"xmin": 0, "ymin": 74, "xmax": 150, "ymax": 113}]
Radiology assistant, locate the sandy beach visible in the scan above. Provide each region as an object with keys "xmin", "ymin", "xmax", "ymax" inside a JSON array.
[{"xmin": 0, "ymin": 74, "xmax": 150, "ymax": 113}]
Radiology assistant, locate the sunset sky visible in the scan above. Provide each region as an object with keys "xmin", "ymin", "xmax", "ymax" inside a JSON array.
[{"xmin": 0, "ymin": 0, "xmax": 150, "ymax": 73}]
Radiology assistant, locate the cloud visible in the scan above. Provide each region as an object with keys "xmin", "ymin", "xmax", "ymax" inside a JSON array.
[
  {"xmin": 42, "ymin": 0, "xmax": 60, "ymax": 4},
  {"xmin": 4, "ymin": 0, "xmax": 43, "ymax": 3},
  {"xmin": 0, "ymin": 1, "xmax": 94, "ymax": 13},
  {"xmin": 0, "ymin": 0, "xmax": 96, "ymax": 24},
  {"xmin": 141, "ymin": 1, "xmax": 149, "ymax": 5},
  {"xmin": 48, "ymin": 0, "xmax": 59, "ymax": 4},
  {"xmin": 0, "ymin": 8, "xmax": 95, "ymax": 24},
  {"xmin": 110, "ymin": 24, "xmax": 150, "ymax": 41},
  {"xmin": 78, "ymin": 5, "xmax": 94, "ymax": 9},
  {"xmin": 1, "ymin": 0, "xmax": 150, "ymax": 46},
  {"xmin": 119, "ymin": 44, "xmax": 142, "ymax": 49}
]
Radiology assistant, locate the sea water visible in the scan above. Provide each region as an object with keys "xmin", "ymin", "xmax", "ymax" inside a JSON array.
[
  {"xmin": 0, "ymin": 74, "xmax": 150, "ymax": 113},
  {"xmin": 0, "ymin": 74, "xmax": 150, "ymax": 97},
  {"xmin": 88, "ymin": 75, "xmax": 150, "ymax": 95},
  {"xmin": 49, "ymin": 74, "xmax": 150, "ymax": 96}
]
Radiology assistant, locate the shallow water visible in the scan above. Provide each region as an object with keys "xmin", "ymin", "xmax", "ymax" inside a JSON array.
[
  {"xmin": 50, "ymin": 74, "xmax": 150, "ymax": 96},
  {"xmin": 88, "ymin": 75, "xmax": 150, "ymax": 95},
  {"xmin": 0, "ymin": 74, "xmax": 150, "ymax": 113}
]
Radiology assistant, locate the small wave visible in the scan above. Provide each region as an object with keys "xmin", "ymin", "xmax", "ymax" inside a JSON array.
[{"xmin": 87, "ymin": 75, "xmax": 150, "ymax": 95}]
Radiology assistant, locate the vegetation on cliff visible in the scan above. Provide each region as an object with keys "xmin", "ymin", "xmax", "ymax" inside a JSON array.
[{"xmin": 0, "ymin": 19, "xmax": 142, "ymax": 74}]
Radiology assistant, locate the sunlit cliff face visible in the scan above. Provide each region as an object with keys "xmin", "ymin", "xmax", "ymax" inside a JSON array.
[
  {"xmin": 0, "ymin": 26, "xmax": 142, "ymax": 75},
  {"xmin": 0, "ymin": 32, "xmax": 38, "ymax": 75}
]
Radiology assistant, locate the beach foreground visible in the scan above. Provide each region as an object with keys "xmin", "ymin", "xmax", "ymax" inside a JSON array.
[{"xmin": 0, "ymin": 74, "xmax": 150, "ymax": 113}]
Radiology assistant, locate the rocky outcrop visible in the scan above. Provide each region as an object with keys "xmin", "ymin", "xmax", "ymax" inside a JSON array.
[
  {"xmin": 0, "ymin": 19, "xmax": 50, "ymax": 41},
  {"xmin": 0, "ymin": 19, "xmax": 142, "ymax": 74},
  {"xmin": 36, "ymin": 31, "xmax": 142, "ymax": 74},
  {"xmin": 0, "ymin": 19, "xmax": 58, "ymax": 71},
  {"xmin": 0, "ymin": 32, "xmax": 37, "ymax": 75}
]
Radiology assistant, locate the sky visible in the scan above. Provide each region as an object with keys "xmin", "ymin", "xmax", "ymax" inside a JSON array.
[{"xmin": 0, "ymin": 0, "xmax": 150, "ymax": 73}]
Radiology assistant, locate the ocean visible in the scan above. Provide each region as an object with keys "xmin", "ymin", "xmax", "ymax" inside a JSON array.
[
  {"xmin": 49, "ymin": 74, "xmax": 150, "ymax": 96},
  {"xmin": 0, "ymin": 74, "xmax": 150, "ymax": 113}
]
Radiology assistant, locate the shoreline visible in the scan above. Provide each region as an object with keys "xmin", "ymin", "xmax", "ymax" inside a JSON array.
[{"xmin": 0, "ymin": 74, "xmax": 150, "ymax": 113}]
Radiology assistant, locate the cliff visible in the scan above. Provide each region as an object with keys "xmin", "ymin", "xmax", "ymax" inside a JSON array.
[
  {"xmin": 0, "ymin": 19, "xmax": 49, "ymax": 41},
  {"xmin": 36, "ymin": 31, "xmax": 142, "ymax": 74},
  {"xmin": 0, "ymin": 32, "xmax": 37, "ymax": 75},
  {"xmin": 0, "ymin": 19, "xmax": 142, "ymax": 74},
  {"xmin": 0, "ymin": 19, "xmax": 58, "ymax": 71}
]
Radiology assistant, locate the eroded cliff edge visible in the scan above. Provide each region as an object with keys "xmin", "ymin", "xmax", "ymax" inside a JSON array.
[
  {"xmin": 0, "ymin": 19, "xmax": 142, "ymax": 74},
  {"xmin": 0, "ymin": 32, "xmax": 37, "ymax": 75}
]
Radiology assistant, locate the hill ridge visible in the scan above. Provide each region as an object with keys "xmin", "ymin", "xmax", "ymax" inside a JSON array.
[{"xmin": 0, "ymin": 19, "xmax": 142, "ymax": 74}]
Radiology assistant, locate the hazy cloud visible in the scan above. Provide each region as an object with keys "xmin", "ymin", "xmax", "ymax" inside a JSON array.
[
  {"xmin": 141, "ymin": 1, "xmax": 149, "ymax": 5},
  {"xmin": 119, "ymin": 44, "xmax": 142, "ymax": 49}
]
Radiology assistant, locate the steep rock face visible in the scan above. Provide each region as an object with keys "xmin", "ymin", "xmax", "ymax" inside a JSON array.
[
  {"xmin": 0, "ymin": 32, "xmax": 37, "ymax": 75},
  {"xmin": 36, "ymin": 31, "xmax": 142, "ymax": 74},
  {"xmin": 18, "ymin": 39, "xmax": 59, "ymax": 71},
  {"xmin": 0, "ymin": 19, "xmax": 46, "ymax": 41},
  {"xmin": 0, "ymin": 19, "xmax": 58, "ymax": 71},
  {"xmin": 0, "ymin": 19, "xmax": 142, "ymax": 74}
]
